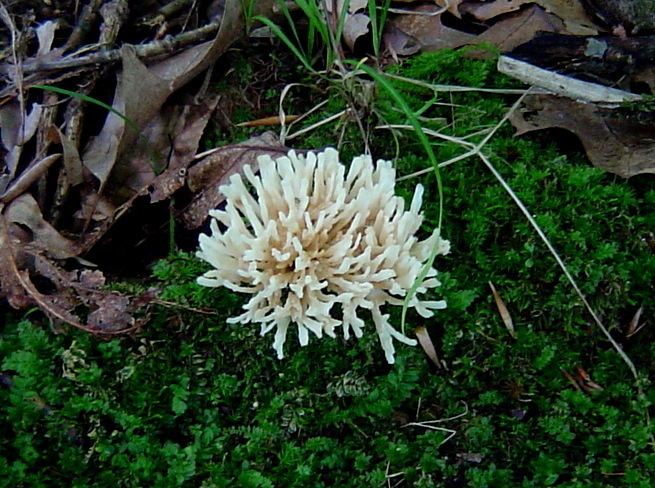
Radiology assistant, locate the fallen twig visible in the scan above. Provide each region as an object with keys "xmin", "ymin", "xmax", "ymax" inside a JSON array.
[{"xmin": 10, "ymin": 19, "xmax": 221, "ymax": 75}]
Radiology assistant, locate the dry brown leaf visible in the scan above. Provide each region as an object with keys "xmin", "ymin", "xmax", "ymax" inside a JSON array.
[
  {"xmin": 386, "ymin": 3, "xmax": 563, "ymax": 55},
  {"xmin": 82, "ymin": 45, "xmax": 171, "ymax": 188},
  {"xmin": 0, "ymin": 102, "xmax": 43, "ymax": 189},
  {"xmin": 461, "ymin": 0, "xmax": 598, "ymax": 35},
  {"xmin": 147, "ymin": 97, "xmax": 220, "ymax": 202},
  {"xmin": 1, "ymin": 153, "xmax": 62, "ymax": 203},
  {"xmin": 182, "ymin": 131, "xmax": 289, "ymax": 229},
  {"xmin": 476, "ymin": 5, "xmax": 565, "ymax": 53},
  {"xmin": 387, "ymin": 4, "xmax": 476, "ymax": 52},
  {"xmin": 391, "ymin": 0, "xmax": 464, "ymax": 17},
  {"xmin": 488, "ymin": 281, "xmax": 516, "ymax": 338},
  {"xmin": 112, "ymin": 94, "xmax": 220, "ymax": 203},
  {"xmin": 0, "ymin": 208, "xmax": 32, "ymax": 308},
  {"xmin": 383, "ymin": 24, "xmax": 422, "ymax": 59},
  {"xmin": 563, "ymin": 366, "xmax": 604, "ymax": 393},
  {"xmin": 415, "ymin": 326, "xmax": 443, "ymax": 368},
  {"xmin": 510, "ymin": 94, "xmax": 655, "ymax": 177},
  {"xmin": 4, "ymin": 193, "xmax": 79, "ymax": 259},
  {"xmin": 55, "ymin": 127, "xmax": 84, "ymax": 186},
  {"xmin": 80, "ymin": 0, "xmax": 277, "ymax": 199},
  {"xmin": 26, "ymin": 252, "xmax": 155, "ymax": 334},
  {"xmin": 149, "ymin": 0, "xmax": 276, "ymax": 91}
]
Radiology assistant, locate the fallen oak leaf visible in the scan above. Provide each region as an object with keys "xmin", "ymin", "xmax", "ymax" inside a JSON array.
[
  {"xmin": 386, "ymin": 3, "xmax": 565, "ymax": 55},
  {"xmin": 460, "ymin": 0, "xmax": 598, "ymax": 35},
  {"xmin": 509, "ymin": 94, "xmax": 655, "ymax": 178},
  {"xmin": 475, "ymin": 5, "xmax": 566, "ymax": 54}
]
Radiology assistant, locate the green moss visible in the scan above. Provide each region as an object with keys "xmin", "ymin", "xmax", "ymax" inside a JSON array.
[{"xmin": 2, "ymin": 49, "xmax": 655, "ymax": 486}]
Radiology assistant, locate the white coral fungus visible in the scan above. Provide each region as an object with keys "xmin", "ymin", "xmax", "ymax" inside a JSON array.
[{"xmin": 196, "ymin": 148, "xmax": 449, "ymax": 363}]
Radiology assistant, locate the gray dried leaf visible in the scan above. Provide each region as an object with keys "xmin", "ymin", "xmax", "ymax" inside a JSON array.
[
  {"xmin": 1, "ymin": 153, "xmax": 61, "ymax": 203},
  {"xmin": 149, "ymin": 0, "xmax": 270, "ymax": 91},
  {"xmin": 82, "ymin": 45, "xmax": 171, "ymax": 187},
  {"xmin": 35, "ymin": 20, "xmax": 58, "ymax": 56},
  {"xmin": 0, "ymin": 102, "xmax": 43, "ymax": 181},
  {"xmin": 56, "ymin": 127, "xmax": 84, "ymax": 186},
  {"xmin": 344, "ymin": 13, "xmax": 370, "ymax": 51},
  {"xmin": 144, "ymin": 95, "xmax": 220, "ymax": 202},
  {"xmin": 4, "ymin": 193, "xmax": 78, "ymax": 259}
]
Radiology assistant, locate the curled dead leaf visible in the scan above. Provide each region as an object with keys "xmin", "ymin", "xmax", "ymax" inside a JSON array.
[
  {"xmin": 510, "ymin": 94, "xmax": 655, "ymax": 178},
  {"xmin": 181, "ymin": 131, "xmax": 289, "ymax": 229},
  {"xmin": 344, "ymin": 13, "xmax": 370, "ymax": 51},
  {"xmin": 4, "ymin": 193, "xmax": 78, "ymax": 259}
]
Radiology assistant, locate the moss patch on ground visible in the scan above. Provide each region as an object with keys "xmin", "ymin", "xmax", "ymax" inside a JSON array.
[{"xmin": 2, "ymin": 49, "xmax": 655, "ymax": 487}]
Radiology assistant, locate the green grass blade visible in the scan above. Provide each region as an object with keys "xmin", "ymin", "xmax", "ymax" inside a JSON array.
[
  {"xmin": 334, "ymin": 0, "xmax": 351, "ymax": 50},
  {"xmin": 255, "ymin": 16, "xmax": 315, "ymax": 73},
  {"xmin": 369, "ymin": 0, "xmax": 391, "ymax": 58},
  {"xmin": 276, "ymin": 0, "xmax": 307, "ymax": 60},
  {"xmin": 32, "ymin": 84, "xmax": 139, "ymax": 132}
]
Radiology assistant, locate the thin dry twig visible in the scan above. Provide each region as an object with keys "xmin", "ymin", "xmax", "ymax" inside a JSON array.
[
  {"xmin": 402, "ymin": 403, "xmax": 468, "ymax": 447},
  {"xmin": 12, "ymin": 19, "xmax": 222, "ymax": 74}
]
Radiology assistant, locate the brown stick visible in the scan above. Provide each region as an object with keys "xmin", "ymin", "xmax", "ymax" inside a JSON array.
[{"xmin": 12, "ymin": 19, "xmax": 221, "ymax": 75}]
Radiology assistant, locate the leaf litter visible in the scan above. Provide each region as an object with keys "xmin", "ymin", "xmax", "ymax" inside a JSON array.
[{"xmin": 0, "ymin": 0, "xmax": 653, "ymax": 348}]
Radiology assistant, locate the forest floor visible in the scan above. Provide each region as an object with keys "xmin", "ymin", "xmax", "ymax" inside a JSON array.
[{"xmin": 2, "ymin": 1, "xmax": 655, "ymax": 486}]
